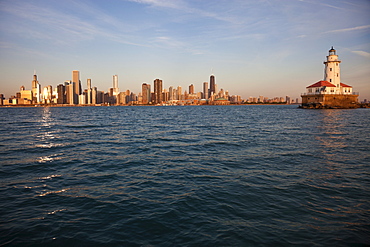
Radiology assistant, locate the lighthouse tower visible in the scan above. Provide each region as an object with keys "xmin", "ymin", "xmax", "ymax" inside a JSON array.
[{"xmin": 324, "ymin": 46, "xmax": 341, "ymax": 93}]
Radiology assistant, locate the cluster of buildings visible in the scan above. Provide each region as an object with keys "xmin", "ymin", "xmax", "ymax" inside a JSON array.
[
  {"xmin": 0, "ymin": 72, "xmax": 260, "ymax": 106},
  {"xmin": 246, "ymin": 96, "xmax": 299, "ymax": 104}
]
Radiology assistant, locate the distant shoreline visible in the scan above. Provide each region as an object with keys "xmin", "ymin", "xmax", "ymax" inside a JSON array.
[{"xmin": 0, "ymin": 103, "xmax": 300, "ymax": 108}]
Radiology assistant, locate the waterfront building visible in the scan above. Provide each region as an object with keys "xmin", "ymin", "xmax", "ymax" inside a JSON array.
[
  {"xmin": 163, "ymin": 89, "xmax": 169, "ymax": 102},
  {"xmin": 113, "ymin": 75, "xmax": 119, "ymax": 96},
  {"xmin": 141, "ymin": 83, "xmax": 151, "ymax": 104},
  {"xmin": 79, "ymin": 94, "xmax": 86, "ymax": 105},
  {"xmin": 66, "ymin": 82, "xmax": 74, "ymax": 105},
  {"xmin": 86, "ymin": 79, "xmax": 92, "ymax": 105},
  {"xmin": 92, "ymin": 87, "xmax": 97, "ymax": 104},
  {"xmin": 168, "ymin": 86, "xmax": 174, "ymax": 101},
  {"xmin": 56, "ymin": 84, "xmax": 65, "ymax": 104},
  {"xmin": 42, "ymin": 85, "xmax": 53, "ymax": 104},
  {"xmin": 211, "ymin": 97, "xmax": 230, "ymax": 105},
  {"xmin": 203, "ymin": 82, "xmax": 209, "ymax": 99},
  {"xmin": 176, "ymin": 86, "xmax": 182, "ymax": 100},
  {"xmin": 72, "ymin": 70, "xmax": 81, "ymax": 104},
  {"xmin": 210, "ymin": 74, "xmax": 215, "ymax": 95},
  {"xmin": 154, "ymin": 79, "xmax": 163, "ymax": 104},
  {"xmin": 230, "ymin": 95, "xmax": 242, "ymax": 104},
  {"xmin": 31, "ymin": 73, "xmax": 41, "ymax": 103},
  {"xmin": 20, "ymin": 86, "xmax": 33, "ymax": 102},
  {"xmin": 189, "ymin": 84, "xmax": 194, "ymax": 94},
  {"xmin": 301, "ymin": 47, "xmax": 358, "ymax": 108}
]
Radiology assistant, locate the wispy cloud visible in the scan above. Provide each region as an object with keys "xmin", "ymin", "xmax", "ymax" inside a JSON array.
[
  {"xmin": 324, "ymin": 25, "xmax": 370, "ymax": 33},
  {"xmin": 298, "ymin": 0, "xmax": 350, "ymax": 11},
  {"xmin": 352, "ymin": 50, "xmax": 370, "ymax": 58},
  {"xmin": 0, "ymin": 1, "xmax": 146, "ymax": 47},
  {"xmin": 152, "ymin": 36, "xmax": 204, "ymax": 55},
  {"xmin": 127, "ymin": 0, "xmax": 241, "ymax": 24}
]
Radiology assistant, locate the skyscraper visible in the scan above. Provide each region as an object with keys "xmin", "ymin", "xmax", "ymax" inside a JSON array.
[
  {"xmin": 31, "ymin": 73, "xmax": 41, "ymax": 103},
  {"xmin": 203, "ymin": 82, "xmax": 209, "ymax": 99},
  {"xmin": 154, "ymin": 79, "xmax": 163, "ymax": 104},
  {"xmin": 210, "ymin": 74, "xmax": 215, "ymax": 95},
  {"xmin": 56, "ymin": 84, "xmax": 65, "ymax": 104},
  {"xmin": 113, "ymin": 75, "xmax": 119, "ymax": 96},
  {"xmin": 189, "ymin": 84, "xmax": 194, "ymax": 94},
  {"xmin": 176, "ymin": 86, "xmax": 182, "ymax": 100},
  {"xmin": 72, "ymin": 70, "xmax": 80, "ymax": 104},
  {"xmin": 87, "ymin": 79, "xmax": 92, "ymax": 105},
  {"xmin": 169, "ymin": 86, "xmax": 173, "ymax": 101},
  {"xmin": 66, "ymin": 82, "xmax": 74, "ymax": 105},
  {"xmin": 142, "ymin": 83, "xmax": 151, "ymax": 105}
]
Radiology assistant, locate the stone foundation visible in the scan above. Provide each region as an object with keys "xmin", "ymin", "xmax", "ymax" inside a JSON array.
[{"xmin": 301, "ymin": 94, "xmax": 359, "ymax": 109}]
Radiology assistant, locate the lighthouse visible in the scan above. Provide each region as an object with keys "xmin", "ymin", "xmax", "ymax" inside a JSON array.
[
  {"xmin": 301, "ymin": 47, "xmax": 359, "ymax": 108},
  {"xmin": 324, "ymin": 47, "xmax": 341, "ymax": 93}
]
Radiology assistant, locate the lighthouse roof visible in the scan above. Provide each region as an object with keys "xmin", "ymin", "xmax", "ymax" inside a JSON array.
[
  {"xmin": 307, "ymin": 81, "xmax": 336, "ymax": 88},
  {"xmin": 306, "ymin": 81, "xmax": 352, "ymax": 88},
  {"xmin": 340, "ymin": 82, "xmax": 352, "ymax": 88}
]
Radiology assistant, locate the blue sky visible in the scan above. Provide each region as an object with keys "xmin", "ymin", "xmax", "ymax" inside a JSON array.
[{"xmin": 1, "ymin": 0, "xmax": 369, "ymax": 100}]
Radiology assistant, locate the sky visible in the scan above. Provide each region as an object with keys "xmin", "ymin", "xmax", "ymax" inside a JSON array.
[{"xmin": 0, "ymin": 0, "xmax": 369, "ymax": 100}]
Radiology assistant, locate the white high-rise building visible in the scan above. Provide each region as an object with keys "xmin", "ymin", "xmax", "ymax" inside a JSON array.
[
  {"xmin": 87, "ymin": 79, "xmax": 92, "ymax": 104},
  {"xmin": 113, "ymin": 75, "xmax": 119, "ymax": 96}
]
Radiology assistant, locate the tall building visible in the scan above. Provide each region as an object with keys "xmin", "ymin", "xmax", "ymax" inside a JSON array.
[
  {"xmin": 87, "ymin": 78, "xmax": 91, "ymax": 90},
  {"xmin": 113, "ymin": 75, "xmax": 119, "ymax": 96},
  {"xmin": 92, "ymin": 87, "xmax": 97, "ymax": 104},
  {"xmin": 72, "ymin": 70, "xmax": 80, "ymax": 104},
  {"xmin": 43, "ymin": 85, "xmax": 53, "ymax": 104},
  {"xmin": 203, "ymin": 82, "xmax": 208, "ymax": 99},
  {"xmin": 189, "ymin": 84, "xmax": 194, "ymax": 94},
  {"xmin": 154, "ymin": 79, "xmax": 163, "ymax": 104},
  {"xmin": 210, "ymin": 74, "xmax": 215, "ymax": 95},
  {"xmin": 66, "ymin": 82, "xmax": 75, "ymax": 105},
  {"xmin": 87, "ymin": 79, "xmax": 92, "ymax": 104},
  {"xmin": 169, "ymin": 86, "xmax": 174, "ymax": 101},
  {"xmin": 31, "ymin": 73, "xmax": 41, "ymax": 103},
  {"xmin": 142, "ymin": 83, "xmax": 151, "ymax": 104},
  {"xmin": 176, "ymin": 86, "xmax": 182, "ymax": 100},
  {"xmin": 56, "ymin": 84, "xmax": 65, "ymax": 104}
]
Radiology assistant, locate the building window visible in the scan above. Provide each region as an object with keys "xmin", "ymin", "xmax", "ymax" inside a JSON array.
[
  {"xmin": 330, "ymin": 68, "xmax": 332, "ymax": 71},
  {"xmin": 337, "ymin": 73, "xmax": 338, "ymax": 77},
  {"xmin": 330, "ymin": 79, "xmax": 332, "ymax": 82}
]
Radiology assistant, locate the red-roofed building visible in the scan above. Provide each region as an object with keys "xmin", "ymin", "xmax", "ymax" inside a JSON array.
[{"xmin": 301, "ymin": 47, "xmax": 359, "ymax": 108}]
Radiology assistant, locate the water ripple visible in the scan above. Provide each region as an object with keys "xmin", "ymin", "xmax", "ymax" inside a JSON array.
[{"xmin": 0, "ymin": 106, "xmax": 369, "ymax": 246}]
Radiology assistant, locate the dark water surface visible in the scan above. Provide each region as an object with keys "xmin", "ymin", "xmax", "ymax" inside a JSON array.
[{"xmin": 1, "ymin": 105, "xmax": 369, "ymax": 246}]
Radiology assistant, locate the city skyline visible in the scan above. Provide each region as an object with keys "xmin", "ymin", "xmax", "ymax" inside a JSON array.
[
  {"xmin": 1, "ymin": 69, "xmax": 301, "ymax": 106},
  {"xmin": 0, "ymin": 0, "xmax": 369, "ymax": 100}
]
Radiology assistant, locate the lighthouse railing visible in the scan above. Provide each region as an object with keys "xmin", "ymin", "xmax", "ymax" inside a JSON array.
[{"xmin": 301, "ymin": 92, "xmax": 359, "ymax": 96}]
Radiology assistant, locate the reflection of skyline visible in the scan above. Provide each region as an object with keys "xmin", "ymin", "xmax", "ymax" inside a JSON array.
[{"xmin": 35, "ymin": 107, "xmax": 62, "ymax": 163}]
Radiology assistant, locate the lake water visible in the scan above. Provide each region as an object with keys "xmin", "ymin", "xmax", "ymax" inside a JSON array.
[{"xmin": 0, "ymin": 105, "xmax": 369, "ymax": 246}]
